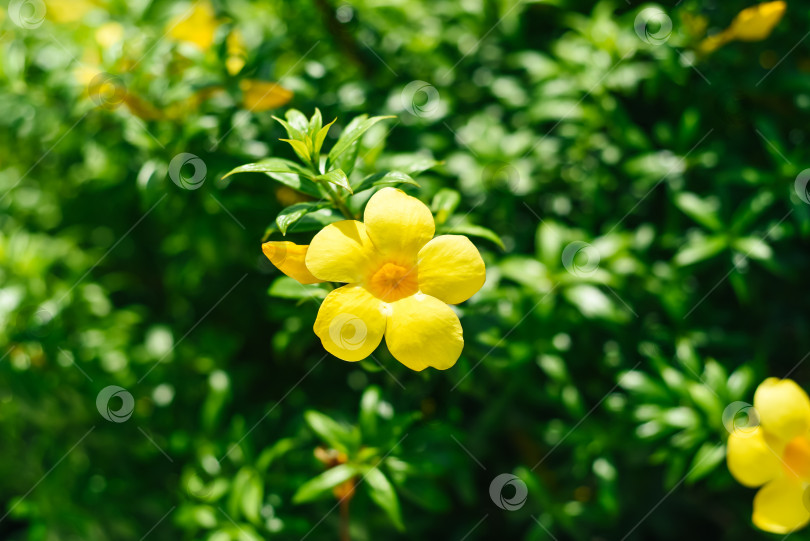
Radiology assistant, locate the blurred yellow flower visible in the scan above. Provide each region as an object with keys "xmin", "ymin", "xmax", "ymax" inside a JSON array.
[
  {"xmin": 95, "ymin": 22, "xmax": 124, "ymax": 48},
  {"xmin": 305, "ymin": 188, "xmax": 486, "ymax": 371},
  {"xmin": 700, "ymin": 1, "xmax": 786, "ymax": 53},
  {"xmin": 168, "ymin": 1, "xmax": 219, "ymax": 52},
  {"xmin": 262, "ymin": 241, "xmax": 323, "ymax": 285},
  {"xmin": 240, "ymin": 80, "xmax": 293, "ymax": 112},
  {"xmin": 46, "ymin": 0, "xmax": 95, "ymax": 23},
  {"xmin": 226, "ymin": 30, "xmax": 248, "ymax": 76},
  {"xmin": 727, "ymin": 378, "xmax": 810, "ymax": 533}
]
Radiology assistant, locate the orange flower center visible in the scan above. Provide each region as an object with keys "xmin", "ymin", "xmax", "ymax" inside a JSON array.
[
  {"xmin": 368, "ymin": 262, "xmax": 418, "ymax": 302},
  {"xmin": 782, "ymin": 436, "xmax": 810, "ymax": 480}
]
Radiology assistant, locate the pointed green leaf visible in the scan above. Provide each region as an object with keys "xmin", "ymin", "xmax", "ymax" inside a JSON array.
[
  {"xmin": 431, "ymin": 188, "xmax": 461, "ymax": 225},
  {"xmin": 438, "ymin": 223, "xmax": 504, "ymax": 250},
  {"xmin": 309, "ymin": 108, "xmax": 323, "ymax": 139},
  {"xmin": 364, "ymin": 467, "xmax": 404, "ymax": 531},
  {"xmin": 674, "ymin": 192, "xmax": 723, "ymax": 232},
  {"xmin": 317, "ymin": 169, "xmax": 352, "ymax": 193},
  {"xmin": 673, "ymin": 235, "xmax": 727, "ymax": 266},
  {"xmin": 353, "ymin": 171, "xmax": 418, "ymax": 193},
  {"xmin": 276, "ymin": 202, "xmax": 328, "ymax": 235},
  {"xmin": 273, "ymin": 115, "xmax": 305, "ymax": 140},
  {"xmin": 268, "ymin": 277, "xmax": 329, "ymax": 301},
  {"xmin": 262, "ymin": 209, "xmax": 343, "ymax": 240},
  {"xmin": 292, "ymin": 464, "xmax": 358, "ymax": 504},
  {"xmin": 304, "ymin": 410, "xmax": 356, "ymax": 453},
  {"xmin": 280, "ymin": 138, "xmax": 311, "ymax": 162},
  {"xmin": 285, "ymin": 109, "xmax": 309, "ymax": 133},
  {"xmin": 328, "ymin": 115, "xmax": 395, "ymax": 165},
  {"xmin": 222, "ymin": 158, "xmax": 311, "ymax": 179},
  {"xmin": 314, "ymin": 118, "xmax": 337, "ymax": 156}
]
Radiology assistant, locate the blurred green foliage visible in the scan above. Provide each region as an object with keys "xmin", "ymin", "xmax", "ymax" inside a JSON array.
[{"xmin": 2, "ymin": 0, "xmax": 810, "ymax": 539}]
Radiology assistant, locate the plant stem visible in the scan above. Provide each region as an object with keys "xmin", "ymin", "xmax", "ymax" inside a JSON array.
[{"xmin": 339, "ymin": 496, "xmax": 351, "ymax": 541}]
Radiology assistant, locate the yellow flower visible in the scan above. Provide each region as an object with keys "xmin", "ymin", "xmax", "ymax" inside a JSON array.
[
  {"xmin": 700, "ymin": 1, "xmax": 786, "ymax": 53},
  {"xmin": 167, "ymin": 1, "xmax": 219, "ymax": 52},
  {"xmin": 305, "ymin": 188, "xmax": 486, "ymax": 371},
  {"xmin": 226, "ymin": 30, "xmax": 248, "ymax": 76},
  {"xmin": 240, "ymin": 80, "xmax": 294, "ymax": 112},
  {"xmin": 262, "ymin": 241, "xmax": 323, "ymax": 285},
  {"xmin": 727, "ymin": 378, "xmax": 810, "ymax": 533}
]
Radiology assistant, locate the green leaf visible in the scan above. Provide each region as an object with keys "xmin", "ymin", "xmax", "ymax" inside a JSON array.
[
  {"xmin": 685, "ymin": 443, "xmax": 726, "ymax": 485},
  {"xmin": 359, "ymin": 386, "xmax": 381, "ymax": 440},
  {"xmin": 223, "ymin": 158, "xmax": 322, "ymax": 198},
  {"xmin": 276, "ymin": 202, "xmax": 328, "ymax": 235},
  {"xmin": 732, "ymin": 237, "xmax": 773, "ymax": 262},
  {"xmin": 363, "ymin": 467, "xmax": 404, "ymax": 530},
  {"xmin": 304, "ymin": 410, "xmax": 356, "ymax": 453},
  {"xmin": 273, "ymin": 115, "xmax": 305, "ymax": 140},
  {"xmin": 268, "ymin": 276, "xmax": 329, "ymax": 301},
  {"xmin": 241, "ymin": 470, "xmax": 263, "ymax": 524},
  {"xmin": 262, "ymin": 209, "xmax": 343, "ymax": 240},
  {"xmin": 284, "ymin": 109, "xmax": 310, "ymax": 134},
  {"xmin": 308, "ymin": 108, "xmax": 323, "ymax": 139},
  {"xmin": 438, "ymin": 222, "xmax": 504, "ymax": 250},
  {"xmin": 280, "ymin": 138, "xmax": 311, "ymax": 163},
  {"xmin": 317, "ymin": 169, "xmax": 352, "ymax": 193},
  {"xmin": 431, "ymin": 188, "xmax": 461, "ymax": 225},
  {"xmin": 674, "ymin": 192, "xmax": 723, "ymax": 232},
  {"xmin": 292, "ymin": 464, "xmax": 357, "ymax": 504},
  {"xmin": 328, "ymin": 115, "xmax": 395, "ymax": 166},
  {"xmin": 673, "ymin": 235, "xmax": 727, "ymax": 266},
  {"xmin": 403, "ymin": 158, "xmax": 442, "ymax": 176},
  {"xmin": 222, "ymin": 158, "xmax": 310, "ymax": 179},
  {"xmin": 314, "ymin": 118, "xmax": 336, "ymax": 157},
  {"xmin": 353, "ymin": 171, "xmax": 418, "ymax": 193}
]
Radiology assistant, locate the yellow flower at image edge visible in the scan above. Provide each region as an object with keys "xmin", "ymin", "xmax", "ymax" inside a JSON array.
[
  {"xmin": 306, "ymin": 188, "xmax": 486, "ymax": 371},
  {"xmin": 727, "ymin": 378, "xmax": 810, "ymax": 533}
]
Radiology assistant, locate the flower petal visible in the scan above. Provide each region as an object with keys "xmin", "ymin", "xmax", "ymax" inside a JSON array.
[
  {"xmin": 727, "ymin": 427, "xmax": 783, "ymax": 488},
  {"xmin": 364, "ymin": 188, "xmax": 435, "ymax": 259},
  {"xmin": 313, "ymin": 285, "xmax": 386, "ymax": 362},
  {"xmin": 752, "ymin": 476, "xmax": 810, "ymax": 534},
  {"xmin": 262, "ymin": 241, "xmax": 323, "ymax": 285},
  {"xmin": 306, "ymin": 220, "xmax": 379, "ymax": 283},
  {"xmin": 418, "ymin": 235, "xmax": 486, "ymax": 304},
  {"xmin": 385, "ymin": 293, "xmax": 463, "ymax": 371},
  {"xmin": 754, "ymin": 378, "xmax": 810, "ymax": 443}
]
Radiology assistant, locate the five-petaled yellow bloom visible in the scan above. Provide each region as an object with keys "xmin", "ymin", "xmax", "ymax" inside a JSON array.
[
  {"xmin": 727, "ymin": 378, "xmax": 810, "ymax": 533},
  {"xmin": 302, "ymin": 188, "xmax": 486, "ymax": 371}
]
